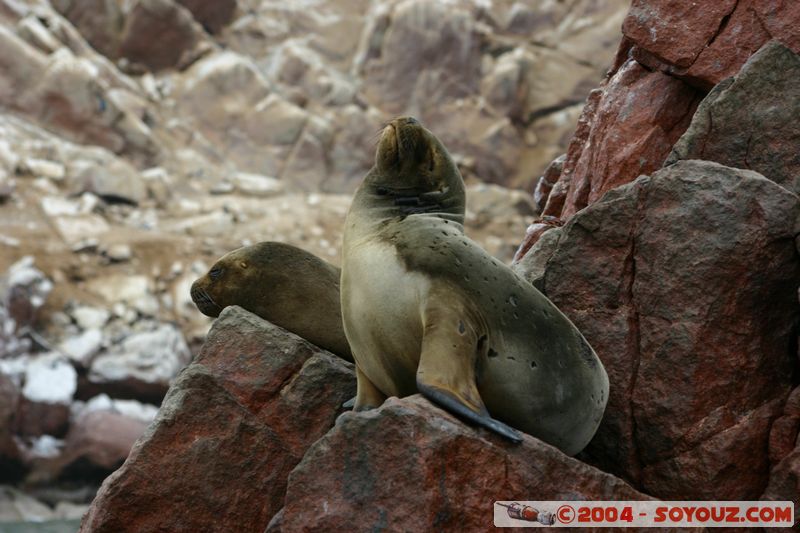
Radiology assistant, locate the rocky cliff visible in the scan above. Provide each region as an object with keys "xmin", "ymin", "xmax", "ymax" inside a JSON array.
[
  {"xmin": 0, "ymin": 0, "xmax": 634, "ymax": 522},
  {"xmin": 83, "ymin": 30, "xmax": 800, "ymax": 533}
]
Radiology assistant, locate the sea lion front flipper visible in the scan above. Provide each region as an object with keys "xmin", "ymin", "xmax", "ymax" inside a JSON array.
[{"xmin": 416, "ymin": 299, "xmax": 523, "ymax": 443}]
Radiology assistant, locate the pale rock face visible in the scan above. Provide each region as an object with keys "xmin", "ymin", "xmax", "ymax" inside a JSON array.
[
  {"xmin": 22, "ymin": 354, "xmax": 77, "ymax": 404},
  {"xmin": 89, "ymin": 323, "xmax": 191, "ymax": 389},
  {"xmin": 58, "ymin": 328, "xmax": 103, "ymax": 366}
]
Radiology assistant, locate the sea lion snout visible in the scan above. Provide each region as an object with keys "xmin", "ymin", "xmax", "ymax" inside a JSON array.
[
  {"xmin": 190, "ymin": 279, "xmax": 222, "ymax": 317},
  {"xmin": 377, "ymin": 116, "xmax": 431, "ymax": 170}
]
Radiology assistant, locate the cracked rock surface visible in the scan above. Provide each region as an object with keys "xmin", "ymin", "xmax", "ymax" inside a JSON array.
[{"xmin": 516, "ymin": 160, "xmax": 800, "ymax": 500}]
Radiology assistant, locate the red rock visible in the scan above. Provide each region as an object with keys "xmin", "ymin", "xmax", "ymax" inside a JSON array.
[
  {"xmin": 277, "ymin": 395, "xmax": 653, "ymax": 533},
  {"xmin": 79, "ymin": 306, "xmax": 356, "ymax": 533},
  {"xmin": 63, "ymin": 410, "xmax": 147, "ymax": 472},
  {"xmin": 516, "ymin": 160, "xmax": 799, "ymax": 499},
  {"xmin": 667, "ymin": 41, "xmax": 800, "ymax": 196},
  {"xmin": 622, "ymin": 0, "xmax": 737, "ymax": 69},
  {"xmin": 542, "ymin": 59, "xmax": 700, "ymax": 219},
  {"xmin": 624, "ymin": 0, "xmax": 800, "ymax": 89},
  {"xmin": 541, "ymin": 88, "xmax": 601, "ymax": 217},
  {"xmin": 769, "ymin": 386, "xmax": 800, "ymax": 465},
  {"xmin": 25, "ymin": 409, "xmax": 148, "ymax": 485},
  {"xmin": 532, "ymin": 154, "xmax": 564, "ymax": 212},
  {"xmin": 15, "ymin": 400, "xmax": 70, "ymax": 438}
]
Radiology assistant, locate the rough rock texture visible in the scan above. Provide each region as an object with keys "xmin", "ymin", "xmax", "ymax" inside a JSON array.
[
  {"xmin": 769, "ymin": 386, "xmax": 800, "ymax": 466},
  {"xmin": 276, "ymin": 395, "xmax": 652, "ymax": 533},
  {"xmin": 537, "ymin": 2, "xmax": 800, "ymax": 222},
  {"xmin": 541, "ymin": 57, "xmax": 700, "ymax": 219},
  {"xmin": 762, "ymin": 445, "xmax": 800, "ymax": 525},
  {"xmin": 79, "ymin": 306, "xmax": 355, "ymax": 533},
  {"xmin": 512, "ymin": 215, "xmax": 563, "ymax": 264},
  {"xmin": 764, "ymin": 386, "xmax": 800, "ymax": 525},
  {"xmin": 515, "ymin": 160, "xmax": 800, "ymax": 499},
  {"xmin": 623, "ymin": 0, "xmax": 800, "ymax": 89},
  {"xmin": 666, "ymin": 41, "xmax": 800, "ymax": 196},
  {"xmin": 533, "ymin": 154, "xmax": 563, "ymax": 212}
]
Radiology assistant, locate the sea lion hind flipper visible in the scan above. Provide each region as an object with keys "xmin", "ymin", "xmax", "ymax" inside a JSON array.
[
  {"xmin": 416, "ymin": 299, "xmax": 523, "ymax": 443},
  {"xmin": 416, "ymin": 383, "xmax": 522, "ymax": 443},
  {"xmin": 353, "ymin": 365, "xmax": 388, "ymax": 411}
]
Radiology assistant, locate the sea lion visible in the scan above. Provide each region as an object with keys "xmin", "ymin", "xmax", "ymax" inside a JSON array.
[
  {"xmin": 191, "ymin": 242, "xmax": 353, "ymax": 362},
  {"xmin": 340, "ymin": 116, "xmax": 608, "ymax": 454}
]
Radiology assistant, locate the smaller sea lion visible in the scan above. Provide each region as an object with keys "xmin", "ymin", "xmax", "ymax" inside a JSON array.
[{"xmin": 191, "ymin": 242, "xmax": 353, "ymax": 362}]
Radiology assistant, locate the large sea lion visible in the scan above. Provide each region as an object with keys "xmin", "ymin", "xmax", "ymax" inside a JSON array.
[
  {"xmin": 191, "ymin": 242, "xmax": 353, "ymax": 362},
  {"xmin": 340, "ymin": 116, "xmax": 608, "ymax": 454}
]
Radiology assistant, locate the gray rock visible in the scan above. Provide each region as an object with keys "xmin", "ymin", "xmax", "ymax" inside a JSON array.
[
  {"xmin": 666, "ymin": 41, "xmax": 800, "ymax": 195},
  {"xmin": 89, "ymin": 324, "xmax": 191, "ymax": 398},
  {"xmin": 58, "ymin": 328, "xmax": 102, "ymax": 366}
]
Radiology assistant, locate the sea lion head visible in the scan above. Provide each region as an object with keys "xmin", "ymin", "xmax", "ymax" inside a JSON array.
[
  {"xmin": 189, "ymin": 248, "xmax": 250, "ymax": 317},
  {"xmin": 190, "ymin": 246, "xmax": 262, "ymax": 318},
  {"xmin": 364, "ymin": 116, "xmax": 465, "ymax": 218}
]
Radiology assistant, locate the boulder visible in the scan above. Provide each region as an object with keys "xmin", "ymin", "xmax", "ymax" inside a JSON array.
[
  {"xmin": 0, "ymin": 24, "xmax": 158, "ymax": 163},
  {"xmin": 623, "ymin": 0, "xmax": 800, "ymax": 89},
  {"xmin": 88, "ymin": 324, "xmax": 191, "ymax": 402},
  {"xmin": 356, "ymin": 0, "xmax": 482, "ymax": 115},
  {"xmin": 71, "ymin": 156, "xmax": 147, "ymax": 205},
  {"xmin": 51, "ymin": 0, "xmax": 125, "ymax": 58},
  {"xmin": 516, "ymin": 160, "xmax": 800, "ymax": 499},
  {"xmin": 79, "ymin": 306, "xmax": 356, "ymax": 533},
  {"xmin": 0, "ymin": 373, "xmax": 23, "ymax": 482},
  {"xmin": 175, "ymin": 51, "xmax": 312, "ymax": 178},
  {"xmin": 666, "ymin": 41, "xmax": 800, "ymax": 196},
  {"xmin": 17, "ymin": 354, "xmax": 77, "ymax": 437},
  {"xmin": 541, "ymin": 58, "xmax": 700, "ymax": 219},
  {"xmin": 176, "ymin": 0, "xmax": 238, "ymax": 34},
  {"xmin": 276, "ymin": 395, "xmax": 652, "ymax": 532},
  {"xmin": 28, "ymin": 409, "xmax": 148, "ymax": 485},
  {"xmin": 117, "ymin": 0, "xmax": 207, "ymax": 72}
]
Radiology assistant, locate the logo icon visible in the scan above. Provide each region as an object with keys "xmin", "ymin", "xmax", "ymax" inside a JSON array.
[{"xmin": 496, "ymin": 502, "xmax": 556, "ymax": 525}]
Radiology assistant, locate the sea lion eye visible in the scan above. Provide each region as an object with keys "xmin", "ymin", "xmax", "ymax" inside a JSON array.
[{"xmin": 209, "ymin": 266, "xmax": 223, "ymax": 280}]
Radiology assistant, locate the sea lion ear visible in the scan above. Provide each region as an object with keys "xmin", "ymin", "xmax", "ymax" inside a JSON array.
[{"xmin": 239, "ymin": 261, "xmax": 248, "ymax": 269}]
